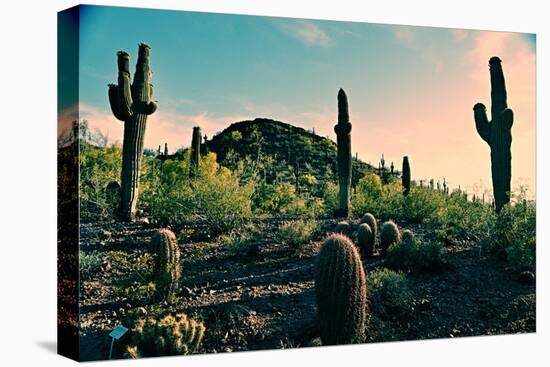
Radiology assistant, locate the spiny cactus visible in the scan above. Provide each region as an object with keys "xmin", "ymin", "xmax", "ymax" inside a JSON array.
[
  {"xmin": 315, "ymin": 234, "xmax": 368, "ymax": 345},
  {"xmin": 402, "ymin": 156, "xmax": 411, "ymax": 196},
  {"xmin": 334, "ymin": 88, "xmax": 352, "ymax": 217},
  {"xmin": 108, "ymin": 43, "xmax": 157, "ymax": 221},
  {"xmin": 360, "ymin": 213, "xmax": 378, "ymax": 244},
  {"xmin": 401, "ymin": 229, "xmax": 415, "ymax": 244},
  {"xmin": 473, "ymin": 56, "xmax": 513, "ymax": 213},
  {"xmin": 150, "ymin": 229, "xmax": 181, "ymax": 299},
  {"xmin": 357, "ymin": 223, "xmax": 375, "ymax": 257},
  {"xmin": 125, "ymin": 313, "xmax": 205, "ymax": 358},
  {"xmin": 380, "ymin": 220, "xmax": 401, "ymax": 256},
  {"xmin": 190, "ymin": 126, "xmax": 202, "ymax": 177},
  {"xmin": 334, "ymin": 220, "xmax": 352, "ymax": 235}
]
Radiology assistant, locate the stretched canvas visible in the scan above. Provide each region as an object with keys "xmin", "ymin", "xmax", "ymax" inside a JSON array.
[{"xmin": 58, "ymin": 4, "xmax": 536, "ymax": 362}]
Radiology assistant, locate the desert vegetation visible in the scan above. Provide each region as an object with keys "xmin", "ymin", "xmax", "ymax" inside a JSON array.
[{"xmin": 70, "ymin": 49, "xmax": 535, "ymax": 360}]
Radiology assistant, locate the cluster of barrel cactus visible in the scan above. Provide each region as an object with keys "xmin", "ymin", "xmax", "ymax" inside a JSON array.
[
  {"xmin": 150, "ymin": 229, "xmax": 181, "ymax": 300},
  {"xmin": 315, "ymin": 234, "xmax": 368, "ymax": 345},
  {"xmin": 125, "ymin": 313, "xmax": 205, "ymax": 358}
]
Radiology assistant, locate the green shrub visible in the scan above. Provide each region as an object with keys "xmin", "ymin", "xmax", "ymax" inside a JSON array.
[
  {"xmin": 386, "ymin": 235, "xmax": 446, "ymax": 273},
  {"xmin": 277, "ymin": 219, "xmax": 319, "ymax": 252},
  {"xmin": 219, "ymin": 224, "xmax": 261, "ymax": 258},
  {"xmin": 367, "ymin": 269, "xmax": 411, "ymax": 319},
  {"xmin": 141, "ymin": 152, "xmax": 253, "ymax": 234},
  {"xmin": 491, "ymin": 196, "xmax": 536, "ymax": 271}
]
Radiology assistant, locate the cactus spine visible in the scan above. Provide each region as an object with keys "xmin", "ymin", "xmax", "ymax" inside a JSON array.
[
  {"xmin": 334, "ymin": 89, "xmax": 352, "ymax": 217},
  {"xmin": 126, "ymin": 313, "xmax": 205, "ymax": 358},
  {"xmin": 402, "ymin": 156, "xmax": 411, "ymax": 196},
  {"xmin": 190, "ymin": 126, "xmax": 202, "ymax": 177},
  {"xmin": 150, "ymin": 229, "xmax": 181, "ymax": 299},
  {"xmin": 108, "ymin": 43, "xmax": 157, "ymax": 221},
  {"xmin": 473, "ymin": 57, "xmax": 513, "ymax": 213},
  {"xmin": 315, "ymin": 234, "xmax": 368, "ymax": 345}
]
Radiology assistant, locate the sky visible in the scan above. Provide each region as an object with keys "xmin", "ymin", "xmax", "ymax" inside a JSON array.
[{"xmin": 60, "ymin": 5, "xmax": 536, "ymax": 198}]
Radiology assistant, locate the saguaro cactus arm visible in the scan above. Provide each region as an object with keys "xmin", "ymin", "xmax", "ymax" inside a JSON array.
[{"xmin": 473, "ymin": 103, "xmax": 491, "ymax": 144}]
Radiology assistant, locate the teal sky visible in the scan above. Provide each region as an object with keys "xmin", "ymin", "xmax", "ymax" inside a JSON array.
[{"xmin": 68, "ymin": 5, "xmax": 536, "ymax": 197}]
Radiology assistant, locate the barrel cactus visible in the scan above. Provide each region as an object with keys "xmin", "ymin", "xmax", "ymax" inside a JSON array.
[
  {"xmin": 402, "ymin": 156, "xmax": 411, "ymax": 196},
  {"xmin": 334, "ymin": 220, "xmax": 352, "ymax": 235},
  {"xmin": 360, "ymin": 213, "xmax": 378, "ymax": 243},
  {"xmin": 108, "ymin": 43, "xmax": 157, "ymax": 221},
  {"xmin": 401, "ymin": 229, "xmax": 415, "ymax": 244},
  {"xmin": 315, "ymin": 234, "xmax": 368, "ymax": 345},
  {"xmin": 357, "ymin": 223, "xmax": 375, "ymax": 257},
  {"xmin": 334, "ymin": 88, "xmax": 352, "ymax": 217},
  {"xmin": 473, "ymin": 56, "xmax": 513, "ymax": 213},
  {"xmin": 380, "ymin": 221, "xmax": 401, "ymax": 256},
  {"xmin": 150, "ymin": 229, "xmax": 181, "ymax": 299},
  {"xmin": 190, "ymin": 126, "xmax": 202, "ymax": 177},
  {"xmin": 125, "ymin": 313, "xmax": 205, "ymax": 358}
]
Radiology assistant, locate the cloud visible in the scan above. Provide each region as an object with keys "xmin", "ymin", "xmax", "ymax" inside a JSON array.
[
  {"xmin": 394, "ymin": 26, "xmax": 415, "ymax": 45},
  {"xmin": 275, "ymin": 19, "xmax": 332, "ymax": 47}
]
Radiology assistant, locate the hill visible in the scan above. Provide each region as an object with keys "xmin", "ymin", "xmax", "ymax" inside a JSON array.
[{"xmin": 205, "ymin": 118, "xmax": 383, "ymax": 186}]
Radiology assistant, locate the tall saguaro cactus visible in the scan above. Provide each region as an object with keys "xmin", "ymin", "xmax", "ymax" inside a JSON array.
[
  {"xmin": 108, "ymin": 43, "xmax": 157, "ymax": 220},
  {"xmin": 473, "ymin": 57, "xmax": 513, "ymax": 213},
  {"xmin": 190, "ymin": 126, "xmax": 202, "ymax": 177},
  {"xmin": 334, "ymin": 88, "xmax": 352, "ymax": 217},
  {"xmin": 402, "ymin": 156, "xmax": 411, "ymax": 196}
]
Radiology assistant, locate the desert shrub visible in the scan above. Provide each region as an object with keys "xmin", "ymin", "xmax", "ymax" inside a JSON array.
[
  {"xmin": 490, "ymin": 194, "xmax": 535, "ymax": 272},
  {"xmin": 401, "ymin": 187, "xmax": 444, "ymax": 223},
  {"xmin": 219, "ymin": 224, "xmax": 261, "ymax": 258},
  {"xmin": 367, "ymin": 269, "xmax": 411, "ymax": 319},
  {"xmin": 141, "ymin": 152, "xmax": 253, "ymax": 234},
  {"xmin": 386, "ymin": 235, "xmax": 446, "ymax": 273},
  {"xmin": 277, "ymin": 219, "xmax": 319, "ymax": 252},
  {"xmin": 79, "ymin": 142, "xmax": 122, "ymax": 214},
  {"xmin": 79, "ymin": 251, "xmax": 103, "ymax": 280},
  {"xmin": 125, "ymin": 313, "xmax": 205, "ymax": 358}
]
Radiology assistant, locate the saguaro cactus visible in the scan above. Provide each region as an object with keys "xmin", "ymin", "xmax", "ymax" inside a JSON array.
[
  {"xmin": 108, "ymin": 43, "xmax": 157, "ymax": 220},
  {"xmin": 190, "ymin": 126, "xmax": 202, "ymax": 177},
  {"xmin": 473, "ymin": 56, "xmax": 514, "ymax": 213},
  {"xmin": 315, "ymin": 234, "xmax": 368, "ymax": 345},
  {"xmin": 334, "ymin": 88, "xmax": 352, "ymax": 217},
  {"xmin": 402, "ymin": 156, "xmax": 411, "ymax": 196}
]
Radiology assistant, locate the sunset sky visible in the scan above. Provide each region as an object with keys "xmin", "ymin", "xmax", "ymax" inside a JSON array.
[{"xmin": 61, "ymin": 5, "xmax": 536, "ymax": 197}]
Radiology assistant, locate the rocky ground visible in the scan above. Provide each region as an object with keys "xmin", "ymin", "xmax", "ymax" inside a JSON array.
[{"xmin": 77, "ymin": 217, "xmax": 535, "ymax": 361}]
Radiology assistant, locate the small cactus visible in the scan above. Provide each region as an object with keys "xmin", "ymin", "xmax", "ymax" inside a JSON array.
[
  {"xmin": 359, "ymin": 213, "xmax": 378, "ymax": 244},
  {"xmin": 401, "ymin": 229, "xmax": 415, "ymax": 244},
  {"xmin": 315, "ymin": 234, "xmax": 368, "ymax": 345},
  {"xmin": 125, "ymin": 313, "xmax": 205, "ymax": 358},
  {"xmin": 357, "ymin": 223, "xmax": 374, "ymax": 257},
  {"xmin": 402, "ymin": 156, "xmax": 411, "ymax": 196},
  {"xmin": 150, "ymin": 229, "xmax": 181, "ymax": 299},
  {"xmin": 380, "ymin": 221, "xmax": 401, "ymax": 256},
  {"xmin": 334, "ymin": 88, "xmax": 352, "ymax": 217}
]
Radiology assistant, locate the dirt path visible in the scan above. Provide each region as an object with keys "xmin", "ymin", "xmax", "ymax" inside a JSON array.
[{"xmin": 77, "ymin": 218, "xmax": 535, "ymax": 361}]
